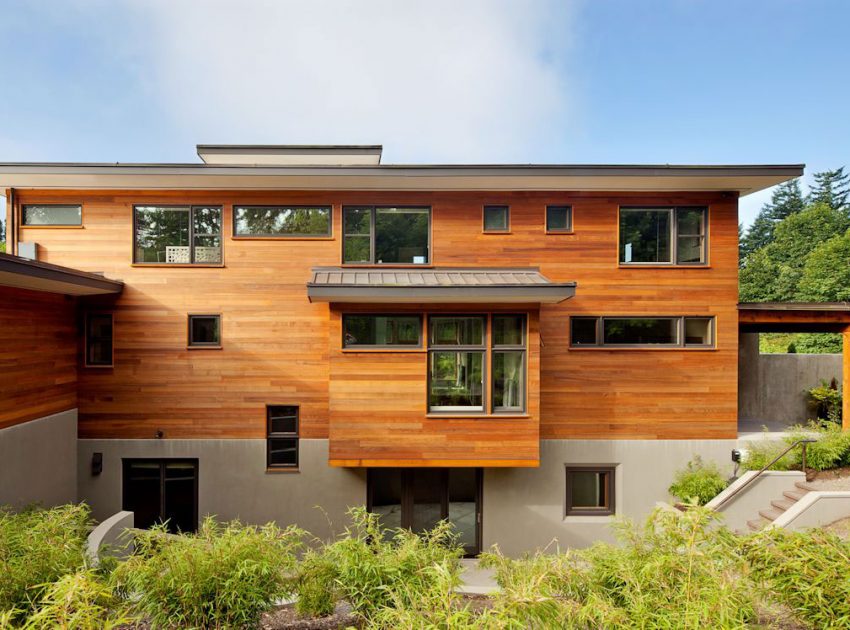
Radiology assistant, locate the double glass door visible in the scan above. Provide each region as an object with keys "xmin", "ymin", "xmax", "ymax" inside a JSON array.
[
  {"xmin": 367, "ymin": 468, "xmax": 482, "ymax": 556},
  {"xmin": 122, "ymin": 459, "xmax": 198, "ymax": 533}
]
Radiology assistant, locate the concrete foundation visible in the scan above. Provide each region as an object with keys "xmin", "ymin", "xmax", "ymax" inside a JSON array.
[{"xmin": 0, "ymin": 409, "xmax": 78, "ymax": 508}]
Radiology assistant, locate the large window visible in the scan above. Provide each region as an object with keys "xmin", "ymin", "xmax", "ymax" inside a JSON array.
[
  {"xmin": 565, "ymin": 466, "xmax": 615, "ymax": 516},
  {"xmin": 343, "ymin": 206, "xmax": 430, "ymax": 264},
  {"xmin": 570, "ymin": 316, "xmax": 714, "ymax": 348},
  {"xmin": 122, "ymin": 459, "xmax": 198, "ymax": 533},
  {"xmin": 22, "ymin": 204, "xmax": 82, "ymax": 226},
  {"xmin": 267, "ymin": 405, "xmax": 299, "ymax": 469},
  {"xmin": 492, "ymin": 315, "xmax": 526, "ymax": 412},
  {"xmin": 619, "ymin": 207, "xmax": 707, "ymax": 265},
  {"xmin": 134, "ymin": 206, "xmax": 222, "ymax": 264},
  {"xmin": 85, "ymin": 313, "xmax": 113, "ymax": 367},
  {"xmin": 343, "ymin": 314, "xmax": 422, "ymax": 348},
  {"xmin": 233, "ymin": 206, "xmax": 331, "ymax": 237}
]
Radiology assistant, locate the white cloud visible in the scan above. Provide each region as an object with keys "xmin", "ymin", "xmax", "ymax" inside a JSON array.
[{"xmin": 126, "ymin": 0, "xmax": 575, "ymax": 162}]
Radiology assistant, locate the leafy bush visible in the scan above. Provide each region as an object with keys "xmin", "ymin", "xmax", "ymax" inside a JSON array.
[
  {"xmin": 293, "ymin": 550, "xmax": 338, "ymax": 618},
  {"xmin": 740, "ymin": 435, "xmax": 795, "ymax": 472},
  {"xmin": 113, "ymin": 517, "xmax": 303, "ymax": 629},
  {"xmin": 785, "ymin": 421, "xmax": 850, "ymax": 470},
  {"xmin": 0, "ymin": 504, "xmax": 91, "ymax": 620},
  {"xmin": 668, "ymin": 456, "xmax": 729, "ymax": 505},
  {"xmin": 807, "ymin": 378, "xmax": 843, "ymax": 424}
]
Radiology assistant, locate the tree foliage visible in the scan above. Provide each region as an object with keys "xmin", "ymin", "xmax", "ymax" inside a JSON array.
[
  {"xmin": 808, "ymin": 166, "xmax": 850, "ymax": 211},
  {"xmin": 739, "ymin": 178, "xmax": 805, "ymax": 262}
]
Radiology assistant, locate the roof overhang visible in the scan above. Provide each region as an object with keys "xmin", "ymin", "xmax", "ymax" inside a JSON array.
[
  {"xmin": 197, "ymin": 144, "xmax": 383, "ymax": 166},
  {"xmin": 739, "ymin": 302, "xmax": 850, "ymax": 333},
  {"xmin": 307, "ymin": 267, "xmax": 576, "ymax": 304},
  {"xmin": 0, "ymin": 163, "xmax": 803, "ymax": 196},
  {"xmin": 0, "ymin": 252, "xmax": 124, "ymax": 296}
]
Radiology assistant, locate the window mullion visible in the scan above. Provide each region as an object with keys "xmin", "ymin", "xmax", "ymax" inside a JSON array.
[
  {"xmin": 370, "ymin": 207, "xmax": 376, "ymax": 264},
  {"xmin": 670, "ymin": 207, "xmax": 677, "ymax": 265},
  {"xmin": 189, "ymin": 207, "xmax": 196, "ymax": 264}
]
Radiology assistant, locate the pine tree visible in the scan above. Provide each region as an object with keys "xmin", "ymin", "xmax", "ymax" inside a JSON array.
[
  {"xmin": 739, "ymin": 178, "xmax": 806, "ymax": 263},
  {"xmin": 808, "ymin": 167, "xmax": 850, "ymax": 211},
  {"xmin": 767, "ymin": 178, "xmax": 805, "ymax": 220}
]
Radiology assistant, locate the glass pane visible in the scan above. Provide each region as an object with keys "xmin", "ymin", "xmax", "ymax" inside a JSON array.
[
  {"xmin": 370, "ymin": 469, "xmax": 403, "ymax": 531},
  {"xmin": 483, "ymin": 206, "xmax": 509, "ymax": 231},
  {"xmin": 677, "ymin": 236, "xmax": 704, "ymax": 264},
  {"xmin": 570, "ymin": 318, "xmax": 598, "ymax": 345},
  {"xmin": 375, "ymin": 207, "xmax": 429, "ymax": 264},
  {"xmin": 268, "ymin": 438, "xmax": 298, "ymax": 467},
  {"xmin": 676, "ymin": 208, "xmax": 705, "ymax": 236},
  {"xmin": 164, "ymin": 462, "xmax": 197, "ymax": 533},
  {"xmin": 493, "ymin": 351, "xmax": 524, "ymax": 411},
  {"xmin": 493, "ymin": 315, "xmax": 525, "ymax": 346},
  {"xmin": 234, "ymin": 206, "xmax": 330, "ymax": 236},
  {"xmin": 343, "ymin": 315, "xmax": 421, "ymax": 347},
  {"xmin": 268, "ymin": 405, "xmax": 298, "ymax": 434},
  {"xmin": 21, "ymin": 204, "xmax": 82, "ymax": 226},
  {"xmin": 411, "ymin": 469, "xmax": 444, "ymax": 534},
  {"xmin": 343, "ymin": 235, "xmax": 371, "ymax": 263},
  {"xmin": 87, "ymin": 315, "xmax": 112, "ymax": 366},
  {"xmin": 546, "ymin": 206, "xmax": 571, "ymax": 231},
  {"xmin": 189, "ymin": 316, "xmax": 220, "ymax": 345},
  {"xmin": 343, "ymin": 207, "xmax": 371, "ymax": 235},
  {"xmin": 123, "ymin": 461, "xmax": 161, "ymax": 530},
  {"xmin": 570, "ymin": 471, "xmax": 608, "ymax": 509},
  {"xmin": 429, "ymin": 351, "xmax": 484, "ymax": 410},
  {"xmin": 193, "ymin": 235, "xmax": 222, "ymax": 263},
  {"xmin": 448, "ymin": 469, "xmax": 477, "ymax": 550},
  {"xmin": 603, "ymin": 318, "xmax": 678, "ymax": 345},
  {"xmin": 429, "ymin": 317, "xmax": 485, "ymax": 347},
  {"xmin": 619, "ymin": 210, "xmax": 671, "ymax": 263},
  {"xmin": 192, "ymin": 206, "xmax": 221, "ymax": 236},
  {"xmin": 135, "ymin": 207, "xmax": 190, "ymax": 263},
  {"xmin": 684, "ymin": 318, "xmax": 712, "ymax": 346}
]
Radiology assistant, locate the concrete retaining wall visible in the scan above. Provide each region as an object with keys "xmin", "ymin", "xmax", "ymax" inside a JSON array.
[
  {"xmin": 705, "ymin": 470, "xmax": 805, "ymax": 532},
  {"xmin": 87, "ymin": 511, "xmax": 135, "ymax": 566},
  {"xmin": 771, "ymin": 491, "xmax": 850, "ymax": 531}
]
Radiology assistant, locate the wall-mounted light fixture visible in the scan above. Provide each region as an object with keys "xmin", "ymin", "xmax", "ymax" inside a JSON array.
[{"xmin": 91, "ymin": 452, "xmax": 103, "ymax": 476}]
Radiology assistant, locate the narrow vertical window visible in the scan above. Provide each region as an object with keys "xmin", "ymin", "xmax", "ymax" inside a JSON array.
[
  {"xmin": 267, "ymin": 405, "xmax": 299, "ymax": 468},
  {"xmin": 492, "ymin": 314, "xmax": 526, "ymax": 413},
  {"xmin": 483, "ymin": 205, "xmax": 509, "ymax": 232},
  {"xmin": 188, "ymin": 314, "xmax": 221, "ymax": 348},
  {"xmin": 428, "ymin": 316, "xmax": 486, "ymax": 412},
  {"xmin": 85, "ymin": 313, "xmax": 113, "ymax": 367}
]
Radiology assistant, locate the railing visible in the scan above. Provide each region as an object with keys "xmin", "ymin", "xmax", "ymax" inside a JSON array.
[{"xmin": 712, "ymin": 439, "xmax": 817, "ymax": 512}]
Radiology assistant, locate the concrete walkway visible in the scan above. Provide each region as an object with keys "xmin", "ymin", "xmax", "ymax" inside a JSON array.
[{"xmin": 457, "ymin": 558, "xmax": 499, "ymax": 595}]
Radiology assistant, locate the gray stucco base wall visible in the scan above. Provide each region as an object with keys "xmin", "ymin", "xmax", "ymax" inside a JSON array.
[
  {"xmin": 77, "ymin": 439, "xmax": 365, "ymax": 541},
  {"xmin": 483, "ymin": 439, "xmax": 737, "ymax": 555},
  {"xmin": 0, "ymin": 409, "xmax": 78, "ymax": 508}
]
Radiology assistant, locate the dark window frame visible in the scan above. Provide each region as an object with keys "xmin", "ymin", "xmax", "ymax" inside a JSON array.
[
  {"xmin": 482, "ymin": 205, "xmax": 510, "ymax": 233},
  {"xmin": 569, "ymin": 316, "xmax": 715, "ymax": 348},
  {"xmin": 427, "ymin": 315, "xmax": 487, "ymax": 414},
  {"xmin": 122, "ymin": 458, "xmax": 199, "ymax": 533},
  {"xmin": 545, "ymin": 205, "xmax": 573, "ymax": 234},
  {"xmin": 618, "ymin": 206, "xmax": 708, "ymax": 266},
  {"xmin": 342, "ymin": 313, "xmax": 424, "ymax": 349},
  {"xmin": 341, "ymin": 205, "xmax": 431, "ymax": 265},
  {"xmin": 132, "ymin": 205, "xmax": 223, "ymax": 265},
  {"xmin": 21, "ymin": 204, "xmax": 83, "ymax": 227},
  {"xmin": 84, "ymin": 312, "xmax": 114, "ymax": 368},
  {"xmin": 266, "ymin": 405, "xmax": 300, "ymax": 469},
  {"xmin": 565, "ymin": 465, "xmax": 615, "ymax": 517},
  {"xmin": 491, "ymin": 314, "xmax": 527, "ymax": 414},
  {"xmin": 187, "ymin": 313, "xmax": 222, "ymax": 348},
  {"xmin": 232, "ymin": 205, "xmax": 332, "ymax": 238}
]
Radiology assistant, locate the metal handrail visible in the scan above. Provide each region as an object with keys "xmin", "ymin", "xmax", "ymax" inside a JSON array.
[{"xmin": 712, "ymin": 438, "xmax": 817, "ymax": 511}]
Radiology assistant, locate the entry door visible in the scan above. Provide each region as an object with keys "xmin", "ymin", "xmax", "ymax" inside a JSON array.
[
  {"xmin": 368, "ymin": 468, "xmax": 482, "ymax": 556},
  {"xmin": 122, "ymin": 459, "xmax": 199, "ymax": 533}
]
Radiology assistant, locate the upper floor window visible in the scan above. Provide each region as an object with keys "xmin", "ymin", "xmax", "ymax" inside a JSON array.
[
  {"xmin": 343, "ymin": 206, "xmax": 430, "ymax": 265},
  {"xmin": 134, "ymin": 206, "xmax": 222, "ymax": 265},
  {"xmin": 570, "ymin": 316, "xmax": 714, "ymax": 348},
  {"xmin": 619, "ymin": 207, "xmax": 707, "ymax": 265},
  {"xmin": 22, "ymin": 204, "xmax": 82, "ymax": 226},
  {"xmin": 483, "ymin": 205, "xmax": 509, "ymax": 232},
  {"xmin": 234, "ymin": 206, "xmax": 331, "ymax": 238},
  {"xmin": 343, "ymin": 314, "xmax": 422, "ymax": 348},
  {"xmin": 546, "ymin": 205, "xmax": 572, "ymax": 233},
  {"xmin": 85, "ymin": 313, "xmax": 113, "ymax": 367}
]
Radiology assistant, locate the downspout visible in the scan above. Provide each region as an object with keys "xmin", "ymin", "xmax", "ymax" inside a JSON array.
[{"xmin": 6, "ymin": 187, "xmax": 15, "ymax": 256}]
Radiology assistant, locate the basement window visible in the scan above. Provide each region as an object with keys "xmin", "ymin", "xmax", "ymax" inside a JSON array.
[
  {"xmin": 565, "ymin": 466, "xmax": 615, "ymax": 516},
  {"xmin": 267, "ymin": 405, "xmax": 299, "ymax": 469}
]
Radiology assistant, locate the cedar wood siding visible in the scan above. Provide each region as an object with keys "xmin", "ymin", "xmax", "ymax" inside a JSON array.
[{"xmin": 8, "ymin": 190, "xmax": 739, "ymax": 462}]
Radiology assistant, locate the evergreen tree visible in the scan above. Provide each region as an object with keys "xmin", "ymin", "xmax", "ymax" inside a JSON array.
[
  {"xmin": 808, "ymin": 167, "xmax": 850, "ymax": 211},
  {"xmin": 739, "ymin": 178, "xmax": 805, "ymax": 263}
]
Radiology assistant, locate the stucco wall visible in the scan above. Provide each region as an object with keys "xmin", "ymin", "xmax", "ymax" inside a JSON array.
[{"xmin": 0, "ymin": 409, "xmax": 78, "ymax": 508}]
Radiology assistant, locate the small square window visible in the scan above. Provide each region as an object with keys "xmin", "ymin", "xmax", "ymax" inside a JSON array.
[
  {"xmin": 546, "ymin": 206, "xmax": 572, "ymax": 233},
  {"xmin": 188, "ymin": 314, "xmax": 221, "ymax": 347},
  {"xmin": 267, "ymin": 405, "xmax": 299, "ymax": 468},
  {"xmin": 483, "ymin": 205, "xmax": 509, "ymax": 232},
  {"xmin": 570, "ymin": 317, "xmax": 598, "ymax": 346},
  {"xmin": 684, "ymin": 317, "xmax": 713, "ymax": 346},
  {"xmin": 566, "ymin": 466, "xmax": 615, "ymax": 516}
]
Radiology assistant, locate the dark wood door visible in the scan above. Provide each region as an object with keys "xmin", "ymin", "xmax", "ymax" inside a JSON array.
[{"xmin": 122, "ymin": 459, "xmax": 199, "ymax": 533}]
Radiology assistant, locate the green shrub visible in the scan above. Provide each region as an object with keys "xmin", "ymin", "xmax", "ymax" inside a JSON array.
[
  {"xmin": 668, "ymin": 456, "xmax": 729, "ymax": 505},
  {"xmin": 740, "ymin": 436, "xmax": 795, "ymax": 471},
  {"xmin": 807, "ymin": 378, "xmax": 843, "ymax": 423},
  {"xmin": 293, "ymin": 550, "xmax": 338, "ymax": 618},
  {"xmin": 113, "ymin": 517, "xmax": 303, "ymax": 629},
  {"xmin": 784, "ymin": 421, "xmax": 850, "ymax": 471},
  {"xmin": 0, "ymin": 504, "xmax": 91, "ymax": 620}
]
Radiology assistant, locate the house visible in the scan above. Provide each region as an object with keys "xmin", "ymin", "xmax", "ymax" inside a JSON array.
[{"xmin": 0, "ymin": 145, "xmax": 843, "ymax": 555}]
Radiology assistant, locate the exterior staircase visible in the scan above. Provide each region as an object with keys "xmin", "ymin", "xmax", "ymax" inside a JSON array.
[{"xmin": 746, "ymin": 481, "xmax": 817, "ymax": 531}]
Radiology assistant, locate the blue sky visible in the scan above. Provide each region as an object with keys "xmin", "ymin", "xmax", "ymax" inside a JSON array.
[{"xmin": 0, "ymin": 0, "xmax": 847, "ymax": 226}]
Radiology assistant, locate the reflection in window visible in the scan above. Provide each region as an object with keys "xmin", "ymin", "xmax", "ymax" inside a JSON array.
[
  {"xmin": 234, "ymin": 206, "xmax": 331, "ymax": 237},
  {"xmin": 570, "ymin": 316, "xmax": 715, "ymax": 348},
  {"xmin": 428, "ymin": 316, "xmax": 485, "ymax": 412},
  {"xmin": 545, "ymin": 205, "xmax": 572, "ymax": 232},
  {"xmin": 619, "ymin": 207, "xmax": 706, "ymax": 265},
  {"xmin": 134, "ymin": 206, "xmax": 222, "ymax": 264},
  {"xmin": 566, "ymin": 467, "xmax": 614, "ymax": 516},
  {"xmin": 21, "ymin": 204, "xmax": 82, "ymax": 226},
  {"xmin": 343, "ymin": 206, "xmax": 430, "ymax": 264},
  {"xmin": 483, "ymin": 205, "xmax": 509, "ymax": 232},
  {"xmin": 343, "ymin": 314, "xmax": 421, "ymax": 347}
]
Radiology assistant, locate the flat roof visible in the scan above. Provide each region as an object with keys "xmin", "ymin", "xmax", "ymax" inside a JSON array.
[{"xmin": 0, "ymin": 252, "xmax": 123, "ymax": 296}]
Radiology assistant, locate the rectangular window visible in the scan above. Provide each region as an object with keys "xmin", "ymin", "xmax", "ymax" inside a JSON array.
[
  {"xmin": 342, "ymin": 206, "xmax": 430, "ymax": 265},
  {"xmin": 85, "ymin": 313, "xmax": 113, "ymax": 367},
  {"xmin": 492, "ymin": 315, "xmax": 526, "ymax": 412},
  {"xmin": 546, "ymin": 205, "xmax": 572, "ymax": 233},
  {"xmin": 233, "ymin": 206, "xmax": 331, "ymax": 237},
  {"xmin": 566, "ymin": 466, "xmax": 614, "ymax": 516},
  {"xmin": 21, "ymin": 204, "xmax": 82, "ymax": 226},
  {"xmin": 343, "ymin": 314, "xmax": 422, "ymax": 348},
  {"xmin": 619, "ymin": 207, "xmax": 706, "ymax": 265},
  {"xmin": 122, "ymin": 459, "xmax": 199, "ymax": 533},
  {"xmin": 570, "ymin": 316, "xmax": 715, "ymax": 348},
  {"xmin": 134, "ymin": 205, "xmax": 222, "ymax": 264},
  {"xmin": 483, "ymin": 205, "xmax": 509, "ymax": 232},
  {"xmin": 267, "ymin": 405, "xmax": 299, "ymax": 468},
  {"xmin": 188, "ymin": 314, "xmax": 221, "ymax": 347}
]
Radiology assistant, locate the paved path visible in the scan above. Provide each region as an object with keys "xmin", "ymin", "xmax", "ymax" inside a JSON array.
[{"xmin": 457, "ymin": 558, "xmax": 499, "ymax": 595}]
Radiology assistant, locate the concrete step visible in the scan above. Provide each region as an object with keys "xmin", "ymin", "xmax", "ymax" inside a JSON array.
[
  {"xmin": 783, "ymin": 489, "xmax": 807, "ymax": 502},
  {"xmin": 747, "ymin": 518, "xmax": 768, "ymax": 531},
  {"xmin": 758, "ymin": 507, "xmax": 785, "ymax": 521},
  {"xmin": 795, "ymin": 481, "xmax": 818, "ymax": 492},
  {"xmin": 771, "ymin": 498, "xmax": 795, "ymax": 511}
]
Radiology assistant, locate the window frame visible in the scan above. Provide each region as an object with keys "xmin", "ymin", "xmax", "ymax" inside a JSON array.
[
  {"xmin": 232, "ymin": 205, "xmax": 332, "ymax": 239},
  {"xmin": 132, "ymin": 205, "xmax": 223, "ymax": 266},
  {"xmin": 491, "ymin": 314, "xmax": 527, "ymax": 414},
  {"xmin": 342, "ymin": 313, "xmax": 423, "ymax": 349},
  {"xmin": 266, "ymin": 405, "xmax": 300, "ymax": 470},
  {"xmin": 84, "ymin": 312, "xmax": 114, "ymax": 368},
  {"xmin": 21, "ymin": 204, "xmax": 83, "ymax": 228},
  {"xmin": 482, "ymin": 205, "xmax": 510, "ymax": 233},
  {"xmin": 618, "ymin": 206, "xmax": 708, "ymax": 266},
  {"xmin": 545, "ymin": 205, "xmax": 573, "ymax": 234},
  {"xmin": 122, "ymin": 458, "xmax": 199, "ymax": 533},
  {"xmin": 187, "ymin": 313, "xmax": 222, "ymax": 349},
  {"xmin": 569, "ymin": 316, "xmax": 716, "ymax": 349},
  {"xmin": 427, "ymin": 315, "xmax": 487, "ymax": 414},
  {"xmin": 565, "ymin": 465, "xmax": 615, "ymax": 517},
  {"xmin": 341, "ymin": 205, "xmax": 431, "ymax": 266}
]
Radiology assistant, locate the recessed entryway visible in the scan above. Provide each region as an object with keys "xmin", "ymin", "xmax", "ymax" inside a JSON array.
[{"xmin": 122, "ymin": 458, "xmax": 199, "ymax": 533}]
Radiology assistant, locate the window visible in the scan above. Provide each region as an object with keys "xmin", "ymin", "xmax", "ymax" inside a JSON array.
[
  {"xmin": 134, "ymin": 206, "xmax": 222, "ymax": 264},
  {"xmin": 569, "ymin": 316, "xmax": 715, "ymax": 348},
  {"xmin": 492, "ymin": 315, "xmax": 526, "ymax": 412},
  {"xmin": 233, "ymin": 206, "xmax": 331, "ymax": 237},
  {"xmin": 619, "ymin": 207, "xmax": 707, "ymax": 265},
  {"xmin": 343, "ymin": 314, "xmax": 422, "ymax": 348},
  {"xmin": 188, "ymin": 314, "xmax": 221, "ymax": 347},
  {"xmin": 565, "ymin": 466, "xmax": 614, "ymax": 516},
  {"xmin": 546, "ymin": 205, "xmax": 572, "ymax": 233},
  {"xmin": 267, "ymin": 405, "xmax": 299, "ymax": 468},
  {"xmin": 483, "ymin": 205, "xmax": 509, "ymax": 232},
  {"xmin": 85, "ymin": 313, "xmax": 113, "ymax": 367},
  {"xmin": 21, "ymin": 204, "xmax": 82, "ymax": 226},
  {"xmin": 342, "ymin": 206, "xmax": 430, "ymax": 264},
  {"xmin": 123, "ymin": 459, "xmax": 198, "ymax": 533}
]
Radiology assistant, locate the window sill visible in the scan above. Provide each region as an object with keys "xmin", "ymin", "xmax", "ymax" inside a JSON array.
[
  {"xmin": 232, "ymin": 235, "xmax": 334, "ymax": 241},
  {"xmin": 83, "ymin": 364, "xmax": 114, "ymax": 369},
  {"xmin": 131, "ymin": 263, "xmax": 225, "ymax": 268},
  {"xmin": 426, "ymin": 413, "xmax": 530, "ymax": 420},
  {"xmin": 341, "ymin": 347, "xmax": 425, "ymax": 353},
  {"xmin": 482, "ymin": 230, "xmax": 512, "ymax": 235},
  {"xmin": 568, "ymin": 346, "xmax": 716, "ymax": 352},
  {"xmin": 563, "ymin": 513, "xmax": 615, "ymax": 523},
  {"xmin": 186, "ymin": 345, "xmax": 223, "ymax": 350},
  {"xmin": 265, "ymin": 467, "xmax": 300, "ymax": 474},
  {"xmin": 339, "ymin": 263, "xmax": 434, "ymax": 268},
  {"xmin": 545, "ymin": 230, "xmax": 574, "ymax": 235},
  {"xmin": 618, "ymin": 264, "xmax": 711, "ymax": 269},
  {"xmin": 20, "ymin": 225, "xmax": 84, "ymax": 229}
]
